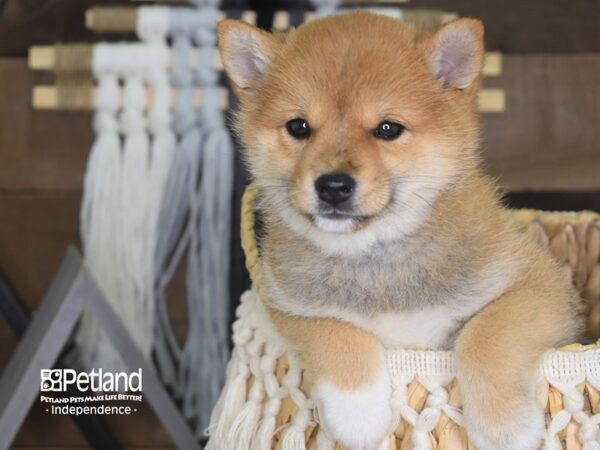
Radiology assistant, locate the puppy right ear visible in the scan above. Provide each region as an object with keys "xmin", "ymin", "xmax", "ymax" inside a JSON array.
[
  {"xmin": 217, "ymin": 20, "xmax": 277, "ymax": 92},
  {"xmin": 425, "ymin": 18, "xmax": 484, "ymax": 90}
]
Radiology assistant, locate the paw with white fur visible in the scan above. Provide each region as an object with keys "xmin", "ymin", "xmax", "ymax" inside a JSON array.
[
  {"xmin": 312, "ymin": 370, "xmax": 393, "ymax": 450},
  {"xmin": 462, "ymin": 397, "xmax": 545, "ymax": 450}
]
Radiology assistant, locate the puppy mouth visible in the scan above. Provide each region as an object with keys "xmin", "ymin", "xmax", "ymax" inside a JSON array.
[
  {"xmin": 309, "ymin": 209, "xmax": 370, "ymax": 233},
  {"xmin": 315, "ymin": 211, "xmax": 368, "ymax": 222}
]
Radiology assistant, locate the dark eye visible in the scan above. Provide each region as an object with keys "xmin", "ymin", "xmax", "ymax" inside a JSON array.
[
  {"xmin": 286, "ymin": 118, "xmax": 311, "ymax": 140},
  {"xmin": 374, "ymin": 121, "xmax": 405, "ymax": 140}
]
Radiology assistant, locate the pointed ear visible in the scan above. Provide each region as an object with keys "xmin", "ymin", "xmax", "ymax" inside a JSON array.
[
  {"xmin": 426, "ymin": 18, "xmax": 484, "ymax": 90},
  {"xmin": 217, "ymin": 19, "xmax": 278, "ymax": 92}
]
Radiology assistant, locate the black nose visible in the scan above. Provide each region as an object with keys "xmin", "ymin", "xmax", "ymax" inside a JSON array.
[{"xmin": 315, "ymin": 173, "xmax": 356, "ymax": 206}]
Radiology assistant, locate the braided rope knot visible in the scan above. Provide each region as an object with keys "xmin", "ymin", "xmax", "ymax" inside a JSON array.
[
  {"xmin": 543, "ymin": 374, "xmax": 598, "ymax": 448},
  {"xmin": 93, "ymin": 111, "xmax": 119, "ymax": 134},
  {"xmin": 119, "ymin": 109, "xmax": 147, "ymax": 135},
  {"xmin": 564, "ymin": 390, "xmax": 585, "ymax": 413},
  {"xmin": 91, "ymin": 44, "xmax": 117, "ymax": 76},
  {"xmin": 545, "ymin": 409, "xmax": 571, "ymax": 449},
  {"xmin": 425, "ymin": 385, "xmax": 449, "ymax": 408},
  {"xmin": 195, "ymin": 48, "xmax": 219, "ymax": 86},
  {"xmin": 136, "ymin": 6, "xmax": 170, "ymax": 43},
  {"xmin": 232, "ymin": 323, "xmax": 252, "ymax": 347},
  {"xmin": 95, "ymin": 75, "xmax": 120, "ymax": 111},
  {"xmin": 260, "ymin": 353, "xmax": 278, "ymax": 374},
  {"xmin": 145, "ymin": 58, "xmax": 170, "ymax": 86},
  {"xmin": 170, "ymin": 35, "xmax": 194, "ymax": 87},
  {"xmin": 191, "ymin": 6, "xmax": 219, "ymax": 43},
  {"xmin": 197, "ymin": 86, "xmax": 224, "ymax": 125},
  {"xmin": 122, "ymin": 75, "xmax": 146, "ymax": 110},
  {"xmin": 254, "ymin": 343, "xmax": 287, "ymax": 448},
  {"xmin": 173, "ymin": 91, "xmax": 197, "ymax": 135},
  {"xmin": 248, "ymin": 382, "xmax": 265, "ymax": 403},
  {"xmin": 147, "ymin": 82, "xmax": 171, "ymax": 135},
  {"xmin": 578, "ymin": 414, "xmax": 600, "ymax": 446},
  {"xmin": 147, "ymin": 109, "xmax": 172, "ymax": 135},
  {"xmin": 170, "ymin": 9, "xmax": 197, "ymax": 36},
  {"xmin": 193, "ymin": 27, "xmax": 217, "ymax": 47}
]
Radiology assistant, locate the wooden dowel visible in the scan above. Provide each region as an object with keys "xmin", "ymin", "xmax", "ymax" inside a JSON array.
[
  {"xmin": 86, "ymin": 6, "xmax": 452, "ymax": 36},
  {"xmin": 32, "ymin": 84, "xmax": 504, "ymax": 113},
  {"xmin": 84, "ymin": 7, "xmax": 302, "ymax": 32},
  {"xmin": 28, "ymin": 46, "xmax": 56, "ymax": 70},
  {"xmin": 85, "ymin": 7, "xmax": 137, "ymax": 33},
  {"xmin": 483, "ymin": 52, "xmax": 502, "ymax": 77},
  {"xmin": 32, "ymin": 85, "xmax": 229, "ymax": 110},
  {"xmin": 29, "ymin": 45, "xmax": 502, "ymax": 77},
  {"xmin": 84, "ymin": 6, "xmax": 257, "ymax": 31},
  {"xmin": 28, "ymin": 44, "xmax": 223, "ymax": 71},
  {"xmin": 478, "ymin": 88, "xmax": 505, "ymax": 113}
]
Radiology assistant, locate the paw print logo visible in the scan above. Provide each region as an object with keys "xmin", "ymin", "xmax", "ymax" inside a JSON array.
[{"xmin": 40, "ymin": 369, "xmax": 62, "ymax": 392}]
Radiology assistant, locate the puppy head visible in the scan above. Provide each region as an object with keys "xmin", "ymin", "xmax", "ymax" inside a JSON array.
[{"xmin": 218, "ymin": 13, "xmax": 484, "ymax": 254}]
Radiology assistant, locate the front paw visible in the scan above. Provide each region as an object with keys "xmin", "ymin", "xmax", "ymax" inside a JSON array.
[
  {"xmin": 312, "ymin": 370, "xmax": 393, "ymax": 450},
  {"xmin": 462, "ymin": 395, "xmax": 545, "ymax": 450}
]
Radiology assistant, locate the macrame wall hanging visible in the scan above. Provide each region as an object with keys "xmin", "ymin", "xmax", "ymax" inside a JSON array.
[
  {"xmin": 133, "ymin": 5, "xmax": 187, "ymax": 396},
  {"xmin": 134, "ymin": 4, "xmax": 234, "ymax": 436},
  {"xmin": 69, "ymin": 1, "xmax": 233, "ymax": 436},
  {"xmin": 76, "ymin": 40, "xmax": 174, "ymax": 373}
]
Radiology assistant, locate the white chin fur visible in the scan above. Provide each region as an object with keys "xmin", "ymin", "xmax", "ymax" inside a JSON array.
[
  {"xmin": 312, "ymin": 371, "xmax": 393, "ymax": 450},
  {"xmin": 313, "ymin": 216, "xmax": 357, "ymax": 233},
  {"xmin": 275, "ymin": 189, "xmax": 435, "ymax": 256},
  {"xmin": 260, "ymin": 176, "xmax": 449, "ymax": 256}
]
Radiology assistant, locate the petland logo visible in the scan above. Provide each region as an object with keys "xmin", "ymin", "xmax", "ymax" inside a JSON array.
[
  {"xmin": 40, "ymin": 368, "xmax": 142, "ymax": 393},
  {"xmin": 40, "ymin": 369, "xmax": 143, "ymax": 416}
]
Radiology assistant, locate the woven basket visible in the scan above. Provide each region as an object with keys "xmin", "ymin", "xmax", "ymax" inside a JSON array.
[{"xmin": 206, "ymin": 184, "xmax": 600, "ymax": 450}]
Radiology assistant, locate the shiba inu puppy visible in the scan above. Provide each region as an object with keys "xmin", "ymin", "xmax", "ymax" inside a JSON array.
[{"xmin": 217, "ymin": 12, "xmax": 582, "ymax": 450}]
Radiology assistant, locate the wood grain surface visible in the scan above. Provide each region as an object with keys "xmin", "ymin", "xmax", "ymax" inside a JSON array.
[
  {"xmin": 482, "ymin": 54, "xmax": 600, "ymax": 190},
  {"xmin": 1, "ymin": 0, "xmax": 600, "ymax": 56}
]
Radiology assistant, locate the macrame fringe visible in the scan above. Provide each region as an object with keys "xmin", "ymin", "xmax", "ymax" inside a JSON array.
[
  {"xmin": 214, "ymin": 364, "xmax": 250, "ymax": 438},
  {"xmin": 226, "ymin": 396, "xmax": 264, "ymax": 449},
  {"xmin": 170, "ymin": 2, "xmax": 233, "ymax": 433},
  {"xmin": 254, "ymin": 416, "xmax": 277, "ymax": 450},
  {"xmin": 280, "ymin": 425, "xmax": 308, "ymax": 450},
  {"xmin": 73, "ymin": 42, "xmax": 171, "ymax": 373},
  {"xmin": 133, "ymin": 5, "xmax": 234, "ymax": 435}
]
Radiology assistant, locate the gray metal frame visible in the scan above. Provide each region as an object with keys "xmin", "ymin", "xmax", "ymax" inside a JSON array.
[{"xmin": 0, "ymin": 247, "xmax": 201, "ymax": 450}]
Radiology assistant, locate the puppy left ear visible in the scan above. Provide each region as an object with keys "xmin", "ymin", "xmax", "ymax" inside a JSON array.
[
  {"xmin": 217, "ymin": 19, "xmax": 278, "ymax": 92},
  {"xmin": 426, "ymin": 18, "xmax": 484, "ymax": 90}
]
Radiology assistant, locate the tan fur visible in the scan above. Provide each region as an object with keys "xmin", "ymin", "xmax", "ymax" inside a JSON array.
[
  {"xmin": 218, "ymin": 12, "xmax": 582, "ymax": 449},
  {"xmin": 268, "ymin": 305, "xmax": 384, "ymax": 389},
  {"xmin": 456, "ymin": 242, "xmax": 581, "ymax": 427}
]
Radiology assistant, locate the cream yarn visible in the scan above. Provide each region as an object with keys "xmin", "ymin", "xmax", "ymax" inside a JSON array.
[{"xmin": 76, "ymin": 41, "xmax": 171, "ymax": 372}]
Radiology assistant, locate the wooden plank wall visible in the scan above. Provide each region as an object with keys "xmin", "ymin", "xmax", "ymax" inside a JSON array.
[
  {"xmin": 484, "ymin": 54, "xmax": 600, "ymax": 190},
  {"xmin": 0, "ymin": 0, "xmax": 599, "ymax": 448}
]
